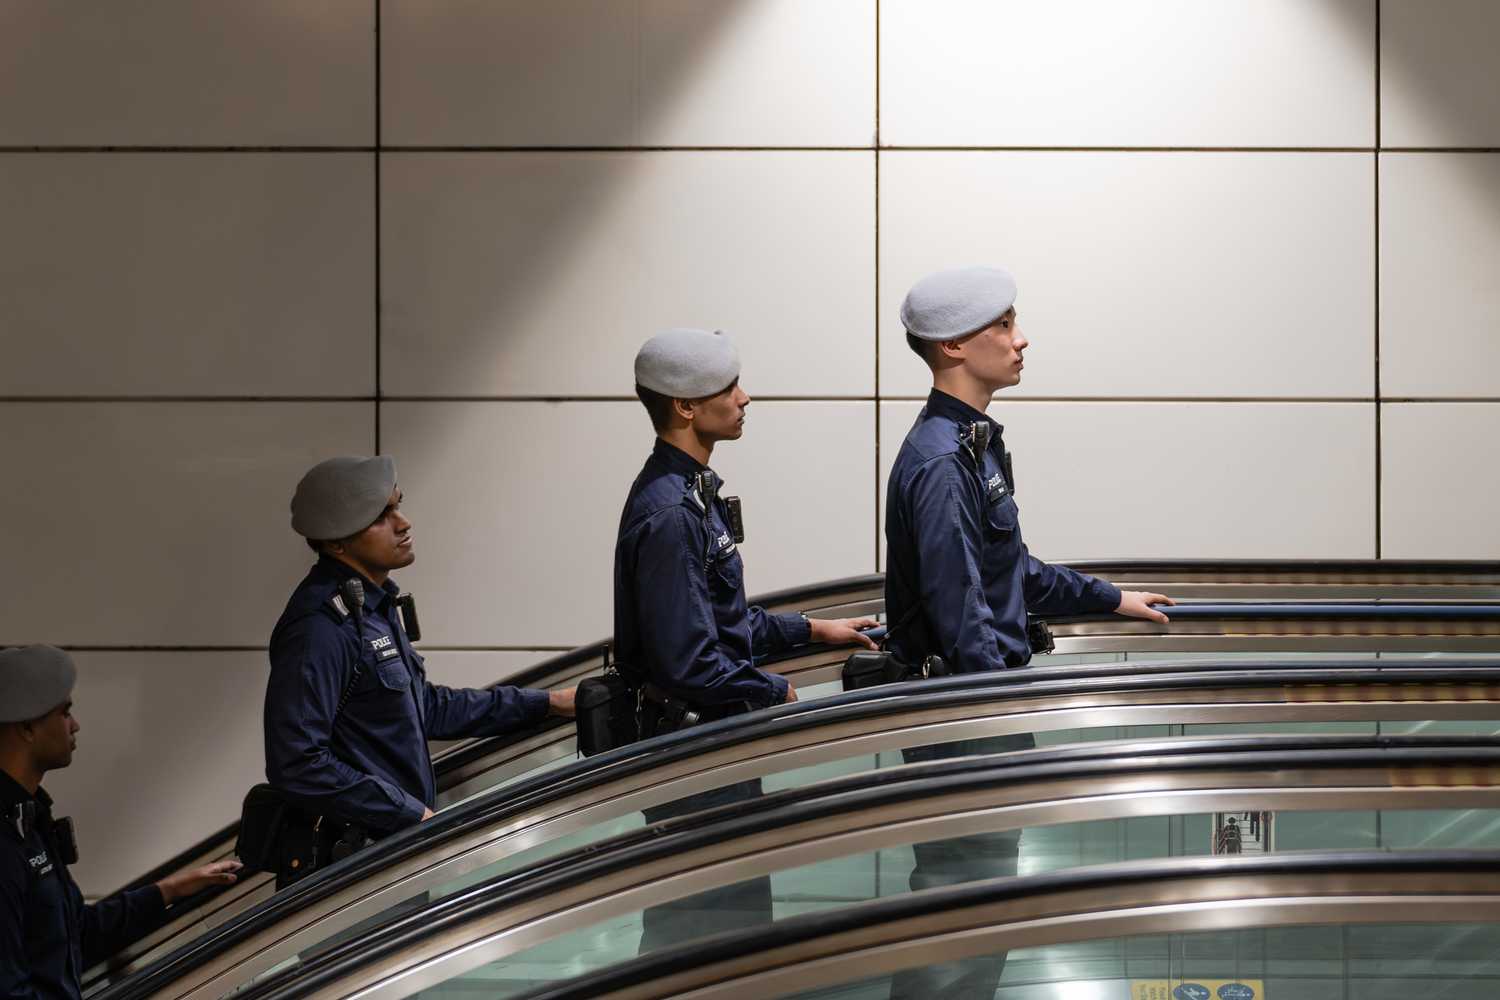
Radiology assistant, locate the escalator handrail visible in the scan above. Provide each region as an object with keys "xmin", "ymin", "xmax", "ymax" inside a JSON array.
[
  {"xmin": 1066, "ymin": 558, "xmax": 1500, "ymax": 575},
  {"xmin": 516, "ymin": 848, "xmax": 1500, "ymax": 1000},
  {"xmin": 1052, "ymin": 602, "xmax": 1500, "ymax": 622},
  {"xmin": 239, "ymin": 739, "xmax": 1500, "ymax": 1000},
  {"xmin": 97, "ymin": 657, "xmax": 1500, "ymax": 1000}
]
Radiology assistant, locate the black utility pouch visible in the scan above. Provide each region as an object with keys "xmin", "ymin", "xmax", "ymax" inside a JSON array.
[
  {"xmin": 576, "ymin": 670, "xmax": 640, "ymax": 757},
  {"xmin": 842, "ymin": 651, "xmax": 951, "ymax": 691},
  {"xmin": 1027, "ymin": 617, "xmax": 1055, "ymax": 656},
  {"xmin": 235, "ymin": 783, "xmax": 290, "ymax": 874},
  {"xmin": 841, "ymin": 651, "xmax": 897, "ymax": 690}
]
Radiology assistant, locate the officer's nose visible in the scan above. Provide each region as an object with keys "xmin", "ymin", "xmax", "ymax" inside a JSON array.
[
  {"xmin": 1013, "ymin": 326, "xmax": 1028, "ymax": 352},
  {"xmin": 736, "ymin": 386, "xmax": 751, "ymax": 408},
  {"xmin": 69, "ymin": 716, "xmax": 80, "ymax": 736},
  {"xmin": 393, "ymin": 508, "xmax": 412, "ymax": 533}
]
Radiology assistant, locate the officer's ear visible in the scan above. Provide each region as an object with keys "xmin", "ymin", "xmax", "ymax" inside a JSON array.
[{"xmin": 671, "ymin": 397, "xmax": 697, "ymax": 425}]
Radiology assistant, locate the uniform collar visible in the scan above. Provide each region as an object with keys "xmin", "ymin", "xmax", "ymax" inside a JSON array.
[
  {"xmin": 651, "ymin": 438, "xmax": 722, "ymax": 488},
  {"xmin": 926, "ymin": 388, "xmax": 1003, "ymax": 436},
  {"xmin": 315, "ymin": 554, "xmax": 400, "ymax": 613},
  {"xmin": 0, "ymin": 769, "xmax": 45, "ymax": 809}
]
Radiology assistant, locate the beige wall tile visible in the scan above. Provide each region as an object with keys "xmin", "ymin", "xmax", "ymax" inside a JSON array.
[
  {"xmin": 878, "ymin": 400, "xmax": 1376, "ymax": 566},
  {"xmin": 381, "ymin": 400, "xmax": 875, "ymax": 647},
  {"xmin": 1380, "ymin": 154, "xmax": 1500, "ymax": 396},
  {"xmin": 0, "ymin": 155, "xmax": 374, "ymax": 396},
  {"xmin": 381, "ymin": 152, "xmax": 873, "ymax": 397},
  {"xmin": 418, "ymin": 650, "xmax": 568, "ymax": 688},
  {"xmin": 382, "ymin": 0, "xmax": 874, "ymax": 146},
  {"xmin": 0, "ymin": 403, "xmax": 373, "ymax": 645},
  {"xmin": 878, "ymin": 152, "xmax": 1374, "ymax": 398},
  {"xmin": 0, "ymin": 1, "xmax": 373, "ymax": 145},
  {"xmin": 881, "ymin": 0, "xmax": 1373, "ymax": 147},
  {"xmin": 1381, "ymin": 403, "xmax": 1500, "ymax": 558},
  {"xmin": 1382, "ymin": 0, "xmax": 1500, "ymax": 147}
]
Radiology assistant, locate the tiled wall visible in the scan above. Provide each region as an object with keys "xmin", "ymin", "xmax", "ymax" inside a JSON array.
[{"xmin": 2, "ymin": 1, "xmax": 1496, "ymax": 892}]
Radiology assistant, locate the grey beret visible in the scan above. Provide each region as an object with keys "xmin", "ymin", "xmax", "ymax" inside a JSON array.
[
  {"xmin": 0, "ymin": 645, "xmax": 76, "ymax": 723},
  {"xmin": 290, "ymin": 455, "xmax": 397, "ymax": 540},
  {"xmin": 900, "ymin": 266, "xmax": 1019, "ymax": 342},
  {"xmin": 634, "ymin": 328, "xmax": 741, "ymax": 399}
]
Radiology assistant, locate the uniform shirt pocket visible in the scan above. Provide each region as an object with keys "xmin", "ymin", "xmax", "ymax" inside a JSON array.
[
  {"xmin": 984, "ymin": 495, "xmax": 1020, "ymax": 539},
  {"xmin": 375, "ymin": 658, "xmax": 411, "ymax": 692},
  {"xmin": 709, "ymin": 547, "xmax": 745, "ymax": 596}
]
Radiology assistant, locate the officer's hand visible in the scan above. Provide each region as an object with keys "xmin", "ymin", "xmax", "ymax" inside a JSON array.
[
  {"xmin": 157, "ymin": 859, "xmax": 242, "ymax": 905},
  {"xmin": 420, "ymin": 807, "xmax": 435, "ymax": 821},
  {"xmin": 809, "ymin": 616, "xmax": 881, "ymax": 650},
  {"xmin": 783, "ymin": 683, "xmax": 799, "ymax": 704},
  {"xmin": 1115, "ymin": 591, "xmax": 1174, "ymax": 624},
  {"xmin": 548, "ymin": 687, "xmax": 577, "ymax": 719}
]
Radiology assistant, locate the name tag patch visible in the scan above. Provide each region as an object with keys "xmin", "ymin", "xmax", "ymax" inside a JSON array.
[
  {"xmin": 716, "ymin": 530, "xmax": 736, "ymax": 555},
  {"xmin": 28, "ymin": 852, "xmax": 52, "ymax": 877},
  {"xmin": 986, "ymin": 472, "xmax": 1009, "ymax": 504}
]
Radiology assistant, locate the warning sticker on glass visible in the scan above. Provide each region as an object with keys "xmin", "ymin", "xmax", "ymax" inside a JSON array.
[{"xmin": 1130, "ymin": 981, "xmax": 1265, "ymax": 1000}]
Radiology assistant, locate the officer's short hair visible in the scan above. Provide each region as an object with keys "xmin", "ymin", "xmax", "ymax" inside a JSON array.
[
  {"xmin": 906, "ymin": 331, "xmax": 936, "ymax": 365},
  {"xmin": 635, "ymin": 383, "xmax": 677, "ymax": 433}
]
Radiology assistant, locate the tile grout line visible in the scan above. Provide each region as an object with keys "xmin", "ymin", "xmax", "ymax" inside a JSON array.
[
  {"xmin": 13, "ymin": 145, "xmax": 1500, "ymax": 154},
  {"xmin": 374, "ymin": 0, "xmax": 383, "ymax": 454},
  {"xmin": 872, "ymin": 0, "xmax": 882, "ymax": 573},
  {"xmin": 1374, "ymin": 0, "xmax": 1383, "ymax": 560}
]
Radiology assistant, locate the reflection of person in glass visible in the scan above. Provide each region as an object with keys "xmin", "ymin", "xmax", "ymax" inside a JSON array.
[
  {"xmin": 615, "ymin": 329, "xmax": 876, "ymax": 955},
  {"xmin": 885, "ymin": 267, "xmax": 1174, "ymax": 997}
]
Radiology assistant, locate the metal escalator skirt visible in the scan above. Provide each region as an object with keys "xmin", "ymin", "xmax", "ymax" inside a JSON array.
[
  {"xmin": 518, "ymin": 851, "xmax": 1500, "ymax": 1000},
  {"xmin": 229, "ymin": 743, "xmax": 1500, "ymax": 1000},
  {"xmin": 105, "ymin": 664, "xmax": 1500, "ymax": 1000}
]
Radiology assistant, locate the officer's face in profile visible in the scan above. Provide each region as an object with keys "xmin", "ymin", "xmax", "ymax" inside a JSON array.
[
  {"xmin": 688, "ymin": 379, "xmax": 751, "ymax": 443},
  {"xmin": 953, "ymin": 309, "xmax": 1027, "ymax": 390},
  {"xmin": 26, "ymin": 701, "xmax": 78, "ymax": 771},
  {"xmin": 335, "ymin": 488, "xmax": 415, "ymax": 578}
]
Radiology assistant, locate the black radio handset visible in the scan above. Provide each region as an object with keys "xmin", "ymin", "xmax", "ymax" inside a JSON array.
[
  {"xmin": 339, "ymin": 578, "xmax": 366, "ymax": 642},
  {"xmin": 694, "ymin": 471, "xmax": 719, "ymax": 569},
  {"xmin": 962, "ymin": 421, "xmax": 991, "ymax": 469},
  {"xmin": 396, "ymin": 593, "xmax": 421, "ymax": 642}
]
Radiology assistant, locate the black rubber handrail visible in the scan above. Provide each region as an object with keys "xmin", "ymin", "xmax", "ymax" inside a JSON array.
[
  {"xmin": 1069, "ymin": 558, "xmax": 1500, "ymax": 576},
  {"xmin": 1052, "ymin": 602, "xmax": 1500, "ymax": 622},
  {"xmin": 96, "ymin": 656, "xmax": 1500, "ymax": 1000},
  {"xmin": 241, "ymin": 737, "xmax": 1500, "ymax": 1000},
  {"xmin": 517, "ymin": 848, "xmax": 1500, "ymax": 1000}
]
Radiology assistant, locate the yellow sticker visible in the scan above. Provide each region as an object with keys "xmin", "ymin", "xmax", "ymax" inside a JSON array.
[{"xmin": 1131, "ymin": 980, "xmax": 1265, "ymax": 1000}]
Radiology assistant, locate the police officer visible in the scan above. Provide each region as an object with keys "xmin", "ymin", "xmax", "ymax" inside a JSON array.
[
  {"xmin": 886, "ymin": 266, "xmax": 1174, "ymax": 997},
  {"xmin": 616, "ymin": 328, "xmax": 877, "ymax": 953},
  {"xmin": 1, "ymin": 646, "xmax": 241, "ymax": 1000},
  {"xmin": 264, "ymin": 456, "xmax": 575, "ymax": 887}
]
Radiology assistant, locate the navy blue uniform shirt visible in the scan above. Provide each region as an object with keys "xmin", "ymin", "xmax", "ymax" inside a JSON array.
[
  {"xmin": 885, "ymin": 389, "xmax": 1120, "ymax": 671},
  {"xmin": 614, "ymin": 440, "xmax": 809, "ymax": 712},
  {"xmin": 1, "ymin": 773, "xmax": 167, "ymax": 1000},
  {"xmin": 265, "ymin": 556, "xmax": 550, "ymax": 831}
]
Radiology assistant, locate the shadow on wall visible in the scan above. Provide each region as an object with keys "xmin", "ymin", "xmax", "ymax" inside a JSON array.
[{"xmin": 379, "ymin": 0, "xmax": 762, "ymax": 401}]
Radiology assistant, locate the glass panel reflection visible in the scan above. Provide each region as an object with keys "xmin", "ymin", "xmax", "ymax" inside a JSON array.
[{"xmin": 415, "ymin": 810, "xmax": 1500, "ymax": 998}]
